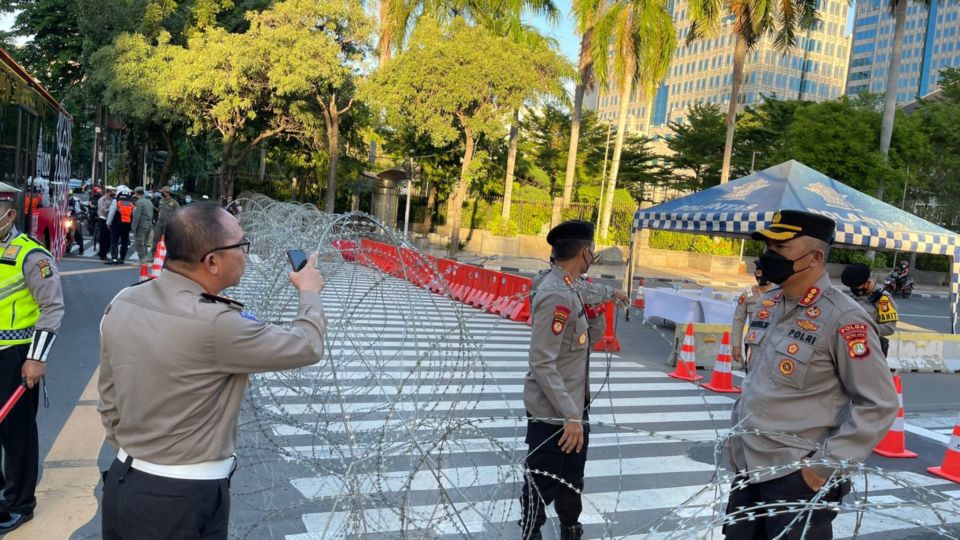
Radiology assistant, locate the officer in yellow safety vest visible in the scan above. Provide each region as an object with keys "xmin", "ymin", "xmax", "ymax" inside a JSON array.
[{"xmin": 0, "ymin": 182, "xmax": 64, "ymax": 534}]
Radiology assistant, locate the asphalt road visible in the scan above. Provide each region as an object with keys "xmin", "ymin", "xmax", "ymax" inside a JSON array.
[{"xmin": 19, "ymin": 259, "xmax": 960, "ymax": 539}]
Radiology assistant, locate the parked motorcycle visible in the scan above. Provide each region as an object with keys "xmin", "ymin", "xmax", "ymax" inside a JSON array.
[{"xmin": 883, "ymin": 268, "xmax": 914, "ymax": 298}]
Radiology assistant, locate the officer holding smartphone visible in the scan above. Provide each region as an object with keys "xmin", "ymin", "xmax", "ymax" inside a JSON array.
[{"xmin": 98, "ymin": 202, "xmax": 326, "ymax": 540}]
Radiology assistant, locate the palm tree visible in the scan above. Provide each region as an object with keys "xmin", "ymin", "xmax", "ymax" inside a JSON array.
[
  {"xmin": 376, "ymin": 0, "xmax": 558, "ymax": 64},
  {"xmin": 688, "ymin": 0, "xmax": 819, "ymax": 184},
  {"xmin": 877, "ymin": 0, "xmax": 927, "ymax": 199},
  {"xmin": 561, "ymin": 0, "xmax": 605, "ymax": 207},
  {"xmin": 593, "ymin": 0, "xmax": 677, "ymax": 240}
]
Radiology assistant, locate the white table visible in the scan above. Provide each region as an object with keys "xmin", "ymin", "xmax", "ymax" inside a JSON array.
[
  {"xmin": 643, "ymin": 287, "xmax": 739, "ymax": 326},
  {"xmin": 642, "ymin": 287, "xmax": 703, "ymax": 324},
  {"xmin": 700, "ymin": 296, "xmax": 737, "ymax": 325}
]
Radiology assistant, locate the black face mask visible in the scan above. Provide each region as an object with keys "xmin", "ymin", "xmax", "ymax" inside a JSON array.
[
  {"xmin": 755, "ymin": 274, "xmax": 769, "ymax": 286},
  {"xmin": 758, "ymin": 249, "xmax": 814, "ymax": 285}
]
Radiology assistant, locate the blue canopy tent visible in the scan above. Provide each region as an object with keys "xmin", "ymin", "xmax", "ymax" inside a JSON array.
[{"xmin": 626, "ymin": 160, "xmax": 960, "ymax": 333}]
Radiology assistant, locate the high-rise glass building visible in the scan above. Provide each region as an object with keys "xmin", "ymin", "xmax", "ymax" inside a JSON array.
[
  {"xmin": 847, "ymin": 0, "xmax": 960, "ymax": 103},
  {"xmin": 590, "ymin": 0, "xmax": 852, "ymax": 139}
]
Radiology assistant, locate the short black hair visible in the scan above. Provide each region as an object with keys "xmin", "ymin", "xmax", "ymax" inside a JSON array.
[
  {"xmin": 165, "ymin": 202, "xmax": 233, "ymax": 263},
  {"xmin": 551, "ymin": 239, "xmax": 592, "ymax": 262}
]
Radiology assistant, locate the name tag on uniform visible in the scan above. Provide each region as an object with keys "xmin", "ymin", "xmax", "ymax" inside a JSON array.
[{"xmin": 1, "ymin": 245, "xmax": 20, "ymax": 262}]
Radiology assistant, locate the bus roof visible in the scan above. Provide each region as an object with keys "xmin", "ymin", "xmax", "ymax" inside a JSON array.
[{"xmin": 0, "ymin": 46, "xmax": 72, "ymax": 120}]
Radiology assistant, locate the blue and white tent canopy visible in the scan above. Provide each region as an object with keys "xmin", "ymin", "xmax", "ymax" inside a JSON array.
[{"xmin": 630, "ymin": 160, "xmax": 960, "ymax": 332}]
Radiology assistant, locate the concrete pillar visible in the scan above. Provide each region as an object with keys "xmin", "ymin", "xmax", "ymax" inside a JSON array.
[{"xmin": 371, "ymin": 178, "xmax": 399, "ymax": 228}]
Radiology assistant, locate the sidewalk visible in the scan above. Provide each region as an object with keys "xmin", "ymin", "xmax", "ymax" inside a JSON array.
[{"xmin": 426, "ymin": 248, "xmax": 952, "ymax": 298}]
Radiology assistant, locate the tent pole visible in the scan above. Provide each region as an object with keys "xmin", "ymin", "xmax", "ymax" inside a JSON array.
[{"xmin": 624, "ymin": 227, "xmax": 639, "ymax": 322}]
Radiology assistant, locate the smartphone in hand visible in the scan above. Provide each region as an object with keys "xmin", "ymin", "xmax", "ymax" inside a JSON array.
[{"xmin": 287, "ymin": 249, "xmax": 308, "ymax": 272}]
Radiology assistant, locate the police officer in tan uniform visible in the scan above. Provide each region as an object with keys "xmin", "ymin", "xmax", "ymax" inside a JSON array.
[
  {"xmin": 724, "ymin": 210, "xmax": 899, "ymax": 539},
  {"xmin": 731, "ymin": 260, "xmax": 775, "ymax": 368},
  {"xmin": 841, "ymin": 263, "xmax": 898, "ymax": 356},
  {"xmin": 153, "ymin": 186, "xmax": 179, "ymax": 252},
  {"xmin": 98, "ymin": 202, "xmax": 326, "ymax": 539},
  {"xmin": 520, "ymin": 220, "xmax": 626, "ymax": 540}
]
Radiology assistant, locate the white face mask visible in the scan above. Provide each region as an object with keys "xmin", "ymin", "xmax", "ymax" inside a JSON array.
[{"xmin": 0, "ymin": 209, "xmax": 14, "ymax": 237}]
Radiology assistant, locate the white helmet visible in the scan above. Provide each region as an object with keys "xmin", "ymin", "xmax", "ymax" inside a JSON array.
[{"xmin": 116, "ymin": 185, "xmax": 132, "ymax": 196}]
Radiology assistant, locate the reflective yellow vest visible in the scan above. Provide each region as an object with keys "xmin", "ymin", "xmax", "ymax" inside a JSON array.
[{"xmin": 0, "ymin": 234, "xmax": 48, "ymax": 345}]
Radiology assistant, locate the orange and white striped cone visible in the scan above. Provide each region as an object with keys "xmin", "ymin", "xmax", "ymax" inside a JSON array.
[
  {"xmin": 669, "ymin": 323, "xmax": 703, "ymax": 382},
  {"xmin": 873, "ymin": 375, "xmax": 917, "ymax": 458},
  {"xmin": 928, "ymin": 411, "xmax": 960, "ymax": 483},
  {"xmin": 150, "ymin": 236, "xmax": 167, "ymax": 278},
  {"xmin": 702, "ymin": 331, "xmax": 740, "ymax": 393},
  {"xmin": 139, "ymin": 263, "xmax": 152, "ymax": 282}
]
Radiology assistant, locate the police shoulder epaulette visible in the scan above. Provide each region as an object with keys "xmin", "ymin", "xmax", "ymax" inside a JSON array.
[{"xmin": 200, "ymin": 292, "xmax": 245, "ymax": 308}]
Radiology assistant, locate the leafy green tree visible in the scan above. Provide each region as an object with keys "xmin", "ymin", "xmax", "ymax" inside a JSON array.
[
  {"xmin": 251, "ymin": 0, "xmax": 373, "ymax": 212},
  {"xmin": 0, "ymin": 0, "xmax": 84, "ymax": 103},
  {"xmin": 90, "ymin": 32, "xmax": 185, "ymax": 184},
  {"xmin": 662, "ymin": 103, "xmax": 726, "ymax": 191},
  {"xmin": 366, "ymin": 19, "xmax": 561, "ymax": 255}
]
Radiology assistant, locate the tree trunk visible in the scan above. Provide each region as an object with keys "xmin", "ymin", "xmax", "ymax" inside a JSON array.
[
  {"xmin": 220, "ymin": 164, "xmax": 235, "ymax": 200},
  {"xmin": 599, "ymin": 69, "xmax": 634, "ymax": 240},
  {"xmin": 720, "ymin": 35, "xmax": 748, "ymax": 184},
  {"xmin": 324, "ymin": 103, "xmax": 340, "ymax": 213},
  {"xmin": 562, "ymin": 26, "xmax": 595, "ymax": 206},
  {"xmin": 447, "ymin": 126, "xmax": 475, "ymax": 257},
  {"xmin": 502, "ymin": 108, "xmax": 520, "ymax": 219},
  {"xmin": 377, "ymin": 1, "xmax": 393, "ymax": 65},
  {"xmin": 159, "ymin": 131, "xmax": 173, "ymax": 186},
  {"xmin": 878, "ymin": 0, "xmax": 908, "ymax": 200},
  {"xmin": 423, "ymin": 181, "xmax": 436, "ymax": 231}
]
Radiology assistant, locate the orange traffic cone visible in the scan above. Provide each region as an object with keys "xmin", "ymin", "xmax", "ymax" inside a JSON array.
[
  {"xmin": 928, "ymin": 412, "xmax": 960, "ymax": 483},
  {"xmin": 150, "ymin": 236, "xmax": 167, "ymax": 278},
  {"xmin": 669, "ymin": 323, "xmax": 703, "ymax": 382},
  {"xmin": 592, "ymin": 301, "xmax": 621, "ymax": 352},
  {"xmin": 873, "ymin": 375, "xmax": 917, "ymax": 458},
  {"xmin": 139, "ymin": 264, "xmax": 151, "ymax": 282},
  {"xmin": 702, "ymin": 331, "xmax": 740, "ymax": 393}
]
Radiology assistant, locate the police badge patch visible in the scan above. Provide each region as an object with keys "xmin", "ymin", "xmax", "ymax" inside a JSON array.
[
  {"xmin": 35, "ymin": 259, "xmax": 52, "ymax": 279},
  {"xmin": 552, "ymin": 305, "xmax": 571, "ymax": 335},
  {"xmin": 839, "ymin": 323, "xmax": 870, "ymax": 359},
  {"xmin": 778, "ymin": 358, "xmax": 795, "ymax": 376}
]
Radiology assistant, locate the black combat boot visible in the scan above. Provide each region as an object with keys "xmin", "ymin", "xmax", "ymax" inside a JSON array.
[{"xmin": 560, "ymin": 523, "xmax": 584, "ymax": 540}]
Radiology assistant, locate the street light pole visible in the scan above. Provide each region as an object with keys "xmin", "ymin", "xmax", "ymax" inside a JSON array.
[
  {"xmin": 750, "ymin": 151, "xmax": 759, "ymax": 173},
  {"xmin": 403, "ymin": 156, "xmax": 413, "ymax": 239}
]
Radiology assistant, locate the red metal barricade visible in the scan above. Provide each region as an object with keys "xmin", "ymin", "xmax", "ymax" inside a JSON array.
[
  {"xmin": 468, "ymin": 268, "xmax": 502, "ymax": 310},
  {"xmin": 331, "ymin": 240, "xmax": 358, "ymax": 261},
  {"xmin": 489, "ymin": 273, "xmax": 531, "ymax": 323},
  {"xmin": 431, "ymin": 258, "xmax": 455, "ymax": 294}
]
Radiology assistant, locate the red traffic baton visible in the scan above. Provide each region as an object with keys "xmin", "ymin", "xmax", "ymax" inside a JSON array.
[{"xmin": 0, "ymin": 380, "xmax": 28, "ymax": 424}]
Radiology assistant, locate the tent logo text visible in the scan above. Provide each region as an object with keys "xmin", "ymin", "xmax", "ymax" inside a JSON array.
[
  {"xmin": 804, "ymin": 183, "xmax": 854, "ymax": 210},
  {"xmin": 720, "ymin": 179, "xmax": 770, "ymax": 200}
]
